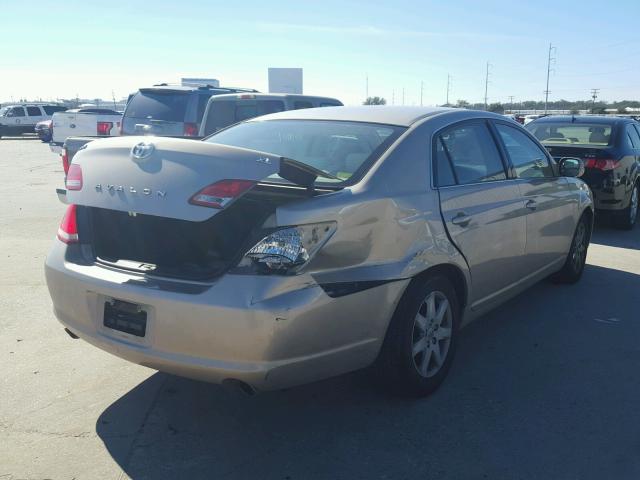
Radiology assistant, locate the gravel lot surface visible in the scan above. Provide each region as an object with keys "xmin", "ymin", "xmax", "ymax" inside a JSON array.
[{"xmin": 1, "ymin": 138, "xmax": 639, "ymax": 479}]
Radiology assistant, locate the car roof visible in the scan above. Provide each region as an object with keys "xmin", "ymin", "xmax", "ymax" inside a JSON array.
[
  {"xmin": 209, "ymin": 93, "xmax": 341, "ymax": 102},
  {"xmin": 139, "ymin": 85, "xmax": 258, "ymax": 94},
  {"xmin": 531, "ymin": 115, "xmax": 631, "ymax": 125},
  {"xmin": 249, "ymin": 105, "xmax": 461, "ymax": 127}
]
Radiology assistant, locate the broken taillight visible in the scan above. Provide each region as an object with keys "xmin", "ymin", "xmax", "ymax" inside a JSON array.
[
  {"xmin": 189, "ymin": 179, "xmax": 256, "ymax": 208},
  {"xmin": 57, "ymin": 204, "xmax": 78, "ymax": 244},
  {"xmin": 97, "ymin": 121, "xmax": 113, "ymax": 136}
]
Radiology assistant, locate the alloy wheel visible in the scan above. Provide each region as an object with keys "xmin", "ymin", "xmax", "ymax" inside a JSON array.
[{"xmin": 411, "ymin": 291, "xmax": 453, "ymax": 378}]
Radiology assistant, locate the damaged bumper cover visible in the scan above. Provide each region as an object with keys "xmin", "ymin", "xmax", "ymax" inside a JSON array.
[{"xmin": 45, "ymin": 240, "xmax": 408, "ymax": 391}]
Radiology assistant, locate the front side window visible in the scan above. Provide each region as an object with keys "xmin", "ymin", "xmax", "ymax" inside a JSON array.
[
  {"xmin": 206, "ymin": 119, "xmax": 405, "ymax": 184},
  {"xmin": 27, "ymin": 106, "xmax": 42, "ymax": 116},
  {"xmin": 496, "ymin": 123, "xmax": 554, "ymax": 178},
  {"xmin": 436, "ymin": 122, "xmax": 506, "ymax": 185}
]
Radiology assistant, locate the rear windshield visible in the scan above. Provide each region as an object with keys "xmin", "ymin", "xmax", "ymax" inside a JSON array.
[
  {"xmin": 202, "ymin": 100, "xmax": 285, "ymax": 135},
  {"xmin": 205, "ymin": 120, "xmax": 405, "ymax": 184},
  {"xmin": 527, "ymin": 123, "xmax": 613, "ymax": 146},
  {"xmin": 125, "ymin": 91, "xmax": 190, "ymax": 122}
]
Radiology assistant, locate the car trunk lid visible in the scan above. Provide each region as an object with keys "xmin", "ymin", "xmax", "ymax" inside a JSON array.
[{"xmin": 66, "ymin": 136, "xmax": 284, "ymax": 222}]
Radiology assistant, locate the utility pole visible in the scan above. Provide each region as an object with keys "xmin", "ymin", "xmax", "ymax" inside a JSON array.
[
  {"xmin": 365, "ymin": 74, "xmax": 369, "ymax": 100},
  {"xmin": 402, "ymin": 87, "xmax": 405, "ymax": 106},
  {"xmin": 446, "ymin": 74, "xmax": 451, "ymax": 106},
  {"xmin": 590, "ymin": 88, "xmax": 600, "ymax": 114},
  {"xmin": 508, "ymin": 96, "xmax": 515, "ymax": 114},
  {"xmin": 392, "ymin": 89, "xmax": 395, "ymax": 105},
  {"xmin": 112, "ymin": 90, "xmax": 117, "ymax": 110},
  {"xmin": 544, "ymin": 43, "xmax": 556, "ymax": 114},
  {"xmin": 420, "ymin": 81, "xmax": 424, "ymax": 106},
  {"xmin": 484, "ymin": 62, "xmax": 492, "ymax": 110}
]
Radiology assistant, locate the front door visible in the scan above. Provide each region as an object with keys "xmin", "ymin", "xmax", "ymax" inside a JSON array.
[
  {"xmin": 434, "ymin": 120, "xmax": 527, "ymax": 306},
  {"xmin": 493, "ymin": 121, "xmax": 576, "ymax": 271}
]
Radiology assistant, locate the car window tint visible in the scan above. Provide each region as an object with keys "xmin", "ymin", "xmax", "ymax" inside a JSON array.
[
  {"xmin": 42, "ymin": 106, "xmax": 65, "ymax": 115},
  {"xmin": 434, "ymin": 137, "xmax": 456, "ymax": 187},
  {"xmin": 626, "ymin": 125, "xmax": 640, "ymax": 149},
  {"xmin": 439, "ymin": 123, "xmax": 506, "ymax": 184},
  {"xmin": 27, "ymin": 106, "xmax": 41, "ymax": 116},
  {"xmin": 496, "ymin": 123, "xmax": 553, "ymax": 178},
  {"xmin": 125, "ymin": 91, "xmax": 189, "ymax": 122},
  {"xmin": 10, "ymin": 107, "xmax": 25, "ymax": 117}
]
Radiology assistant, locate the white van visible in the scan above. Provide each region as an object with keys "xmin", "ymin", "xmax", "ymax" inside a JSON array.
[{"xmin": 199, "ymin": 93, "xmax": 342, "ymax": 137}]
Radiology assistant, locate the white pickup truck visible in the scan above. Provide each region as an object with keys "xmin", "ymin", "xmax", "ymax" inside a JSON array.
[{"xmin": 50, "ymin": 108, "xmax": 122, "ymax": 153}]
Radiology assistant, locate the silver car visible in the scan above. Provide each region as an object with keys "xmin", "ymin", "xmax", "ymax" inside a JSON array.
[{"xmin": 45, "ymin": 106, "xmax": 593, "ymax": 396}]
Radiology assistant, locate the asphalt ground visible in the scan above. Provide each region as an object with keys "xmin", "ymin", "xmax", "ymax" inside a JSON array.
[{"xmin": 1, "ymin": 138, "xmax": 639, "ymax": 479}]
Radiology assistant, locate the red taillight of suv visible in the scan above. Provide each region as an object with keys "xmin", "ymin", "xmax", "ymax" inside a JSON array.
[
  {"xmin": 57, "ymin": 204, "xmax": 79, "ymax": 244},
  {"xmin": 584, "ymin": 158, "xmax": 619, "ymax": 171},
  {"xmin": 66, "ymin": 164, "xmax": 83, "ymax": 190},
  {"xmin": 189, "ymin": 179, "xmax": 256, "ymax": 208},
  {"xmin": 184, "ymin": 122, "xmax": 198, "ymax": 137},
  {"xmin": 61, "ymin": 147, "xmax": 70, "ymax": 175},
  {"xmin": 97, "ymin": 121, "xmax": 113, "ymax": 136}
]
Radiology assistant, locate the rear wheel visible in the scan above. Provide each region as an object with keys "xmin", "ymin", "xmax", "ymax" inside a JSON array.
[
  {"xmin": 615, "ymin": 182, "xmax": 639, "ymax": 230},
  {"xmin": 376, "ymin": 276, "xmax": 459, "ymax": 397},
  {"xmin": 552, "ymin": 214, "xmax": 589, "ymax": 284}
]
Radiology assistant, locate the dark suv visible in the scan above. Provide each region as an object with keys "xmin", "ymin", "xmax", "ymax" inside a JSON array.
[
  {"xmin": 527, "ymin": 116, "xmax": 640, "ymax": 229},
  {"xmin": 121, "ymin": 84, "xmax": 258, "ymax": 138}
]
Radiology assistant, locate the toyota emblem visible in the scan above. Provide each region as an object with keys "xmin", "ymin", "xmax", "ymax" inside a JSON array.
[{"xmin": 131, "ymin": 142, "xmax": 155, "ymax": 161}]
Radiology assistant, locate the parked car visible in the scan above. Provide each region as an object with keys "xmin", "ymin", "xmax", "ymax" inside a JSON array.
[
  {"xmin": 200, "ymin": 93, "xmax": 343, "ymax": 136},
  {"xmin": 527, "ymin": 115, "xmax": 640, "ymax": 229},
  {"xmin": 0, "ymin": 104, "xmax": 66, "ymax": 138},
  {"xmin": 121, "ymin": 84, "xmax": 258, "ymax": 138},
  {"xmin": 51, "ymin": 108, "xmax": 122, "ymax": 150},
  {"xmin": 35, "ymin": 119, "xmax": 53, "ymax": 143},
  {"xmin": 46, "ymin": 106, "xmax": 592, "ymax": 396}
]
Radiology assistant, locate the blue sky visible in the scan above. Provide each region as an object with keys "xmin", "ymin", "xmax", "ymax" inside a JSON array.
[{"xmin": 2, "ymin": 0, "xmax": 639, "ymax": 105}]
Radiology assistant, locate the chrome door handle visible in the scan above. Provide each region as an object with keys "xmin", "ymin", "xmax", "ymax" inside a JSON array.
[
  {"xmin": 525, "ymin": 199, "xmax": 537, "ymax": 210},
  {"xmin": 451, "ymin": 213, "xmax": 471, "ymax": 227}
]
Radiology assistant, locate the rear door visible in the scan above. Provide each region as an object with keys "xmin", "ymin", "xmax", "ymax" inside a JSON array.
[
  {"xmin": 493, "ymin": 121, "xmax": 576, "ymax": 271},
  {"xmin": 435, "ymin": 120, "xmax": 527, "ymax": 306},
  {"xmin": 26, "ymin": 106, "xmax": 45, "ymax": 128}
]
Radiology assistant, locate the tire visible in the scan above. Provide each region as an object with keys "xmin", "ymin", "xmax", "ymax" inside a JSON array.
[
  {"xmin": 376, "ymin": 275, "xmax": 460, "ymax": 397},
  {"xmin": 552, "ymin": 214, "xmax": 590, "ymax": 284},
  {"xmin": 614, "ymin": 182, "xmax": 639, "ymax": 230}
]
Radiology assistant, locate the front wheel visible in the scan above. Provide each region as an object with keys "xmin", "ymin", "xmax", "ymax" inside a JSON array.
[
  {"xmin": 615, "ymin": 182, "xmax": 639, "ymax": 230},
  {"xmin": 552, "ymin": 214, "xmax": 590, "ymax": 284},
  {"xmin": 376, "ymin": 276, "xmax": 459, "ymax": 397}
]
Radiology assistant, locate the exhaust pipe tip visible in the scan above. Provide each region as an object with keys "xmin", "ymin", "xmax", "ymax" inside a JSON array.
[
  {"xmin": 64, "ymin": 328, "xmax": 79, "ymax": 339},
  {"xmin": 222, "ymin": 378, "xmax": 256, "ymax": 396}
]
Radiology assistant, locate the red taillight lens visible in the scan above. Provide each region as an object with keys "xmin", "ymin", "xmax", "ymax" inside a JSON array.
[
  {"xmin": 97, "ymin": 121, "xmax": 113, "ymax": 136},
  {"xmin": 61, "ymin": 147, "xmax": 70, "ymax": 175},
  {"xmin": 189, "ymin": 179, "xmax": 256, "ymax": 208},
  {"xmin": 66, "ymin": 164, "xmax": 83, "ymax": 190},
  {"xmin": 184, "ymin": 122, "xmax": 198, "ymax": 137},
  {"xmin": 584, "ymin": 158, "xmax": 619, "ymax": 171},
  {"xmin": 57, "ymin": 204, "xmax": 78, "ymax": 244}
]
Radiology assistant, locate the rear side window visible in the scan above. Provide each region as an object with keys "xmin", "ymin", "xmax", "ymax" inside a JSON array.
[
  {"xmin": 27, "ymin": 106, "xmax": 42, "ymax": 116},
  {"xmin": 495, "ymin": 123, "xmax": 554, "ymax": 178},
  {"xmin": 125, "ymin": 91, "xmax": 190, "ymax": 121},
  {"xmin": 626, "ymin": 125, "xmax": 640, "ymax": 149},
  {"xmin": 436, "ymin": 122, "xmax": 506, "ymax": 186},
  {"xmin": 294, "ymin": 101, "xmax": 313, "ymax": 110},
  {"xmin": 42, "ymin": 106, "xmax": 66, "ymax": 115},
  {"xmin": 202, "ymin": 100, "xmax": 285, "ymax": 136}
]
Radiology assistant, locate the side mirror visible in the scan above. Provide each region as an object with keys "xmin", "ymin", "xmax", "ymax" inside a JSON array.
[{"xmin": 558, "ymin": 157, "xmax": 585, "ymax": 178}]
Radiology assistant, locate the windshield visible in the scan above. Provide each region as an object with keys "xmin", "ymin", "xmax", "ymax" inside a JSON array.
[
  {"xmin": 527, "ymin": 123, "xmax": 614, "ymax": 146},
  {"xmin": 205, "ymin": 120, "xmax": 405, "ymax": 184},
  {"xmin": 0, "ymin": 107, "xmax": 9, "ymax": 117},
  {"xmin": 125, "ymin": 91, "xmax": 190, "ymax": 122}
]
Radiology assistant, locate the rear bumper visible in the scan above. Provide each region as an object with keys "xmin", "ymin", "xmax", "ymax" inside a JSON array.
[{"xmin": 45, "ymin": 241, "xmax": 408, "ymax": 391}]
